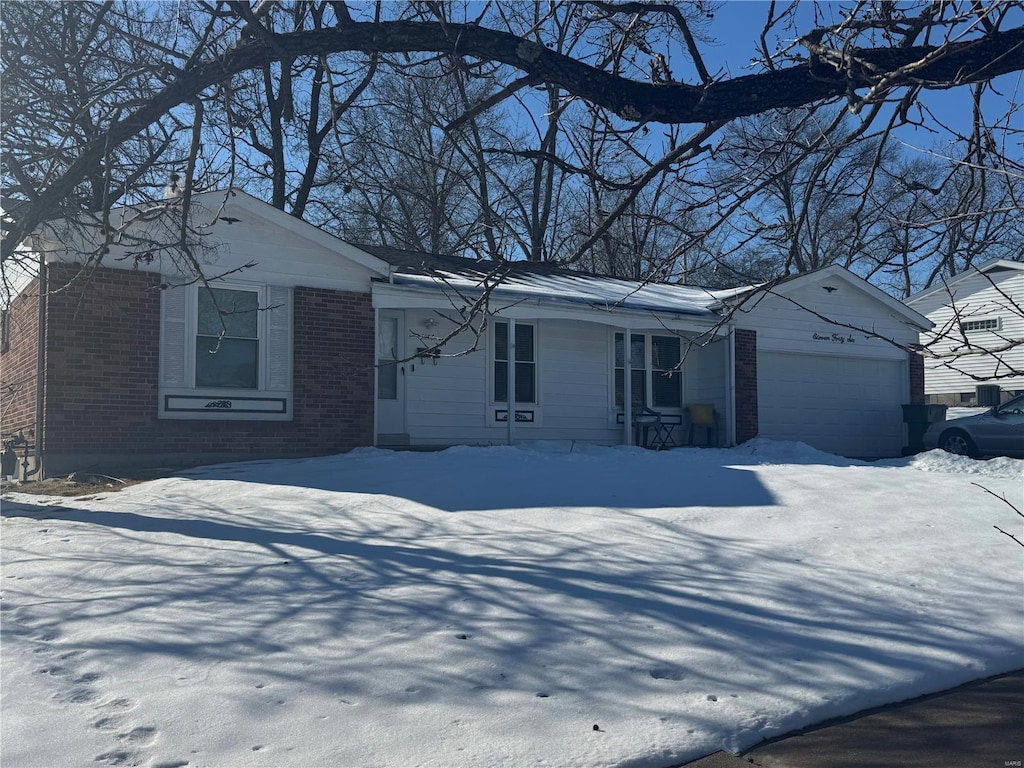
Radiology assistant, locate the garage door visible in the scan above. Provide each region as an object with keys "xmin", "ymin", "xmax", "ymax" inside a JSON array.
[{"xmin": 757, "ymin": 352, "xmax": 906, "ymax": 458}]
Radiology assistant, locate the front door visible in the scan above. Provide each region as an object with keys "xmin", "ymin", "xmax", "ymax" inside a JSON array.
[{"xmin": 376, "ymin": 311, "xmax": 407, "ymax": 444}]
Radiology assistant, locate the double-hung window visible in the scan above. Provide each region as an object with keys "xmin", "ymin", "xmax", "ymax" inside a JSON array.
[
  {"xmin": 493, "ymin": 321, "xmax": 536, "ymax": 403},
  {"xmin": 615, "ymin": 332, "xmax": 681, "ymax": 409},
  {"xmin": 159, "ymin": 280, "xmax": 292, "ymax": 420},
  {"xmin": 196, "ymin": 287, "xmax": 259, "ymax": 389}
]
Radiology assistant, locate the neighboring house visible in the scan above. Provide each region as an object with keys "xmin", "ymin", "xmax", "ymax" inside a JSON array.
[
  {"xmin": 1, "ymin": 191, "xmax": 931, "ymax": 478},
  {"xmin": 905, "ymin": 259, "xmax": 1024, "ymax": 406}
]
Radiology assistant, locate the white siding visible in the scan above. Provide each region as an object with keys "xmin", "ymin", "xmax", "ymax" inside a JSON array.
[
  {"xmin": 739, "ymin": 279, "xmax": 918, "ymax": 360},
  {"xmin": 44, "ymin": 196, "xmax": 379, "ymax": 294},
  {"xmin": 398, "ymin": 315, "xmax": 734, "ymax": 448},
  {"xmin": 537, "ymin": 321, "xmax": 621, "ymax": 442},
  {"xmin": 402, "ymin": 309, "xmax": 493, "ymax": 444},
  {"xmin": 908, "ymin": 268, "xmax": 1023, "ymax": 395},
  {"xmin": 682, "ymin": 338, "xmax": 729, "ymax": 445}
]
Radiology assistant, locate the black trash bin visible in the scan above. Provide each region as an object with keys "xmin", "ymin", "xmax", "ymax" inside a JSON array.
[{"xmin": 902, "ymin": 403, "xmax": 948, "ymax": 454}]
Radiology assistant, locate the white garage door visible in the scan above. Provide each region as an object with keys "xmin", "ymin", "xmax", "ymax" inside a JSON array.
[{"xmin": 758, "ymin": 352, "xmax": 906, "ymax": 458}]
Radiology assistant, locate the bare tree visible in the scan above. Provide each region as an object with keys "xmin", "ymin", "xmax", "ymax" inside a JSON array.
[{"xmin": 3, "ymin": 1, "xmax": 1022, "ymax": 290}]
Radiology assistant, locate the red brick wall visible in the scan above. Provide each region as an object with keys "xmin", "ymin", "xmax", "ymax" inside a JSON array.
[
  {"xmin": 43, "ymin": 264, "xmax": 163, "ymax": 456},
  {"xmin": 734, "ymin": 328, "xmax": 758, "ymax": 443},
  {"xmin": 40, "ymin": 264, "xmax": 374, "ymax": 471},
  {"xmin": 1, "ymin": 278, "xmax": 41, "ymax": 442},
  {"xmin": 908, "ymin": 350, "xmax": 925, "ymax": 405},
  {"xmin": 292, "ymin": 287, "xmax": 374, "ymax": 453}
]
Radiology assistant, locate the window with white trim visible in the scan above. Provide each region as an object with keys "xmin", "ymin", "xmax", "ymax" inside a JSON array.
[
  {"xmin": 614, "ymin": 332, "xmax": 681, "ymax": 409},
  {"xmin": 196, "ymin": 287, "xmax": 259, "ymax": 389},
  {"xmin": 493, "ymin": 321, "xmax": 536, "ymax": 403},
  {"xmin": 963, "ymin": 318, "xmax": 1001, "ymax": 333},
  {"xmin": 159, "ymin": 280, "xmax": 292, "ymax": 419},
  {"xmin": 377, "ymin": 315, "xmax": 398, "ymax": 400}
]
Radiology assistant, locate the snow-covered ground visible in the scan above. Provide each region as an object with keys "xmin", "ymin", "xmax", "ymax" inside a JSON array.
[{"xmin": 2, "ymin": 440, "xmax": 1021, "ymax": 768}]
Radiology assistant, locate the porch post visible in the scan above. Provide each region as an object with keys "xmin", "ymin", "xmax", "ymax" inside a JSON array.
[
  {"xmin": 507, "ymin": 317, "xmax": 516, "ymax": 446},
  {"xmin": 622, "ymin": 327, "xmax": 632, "ymax": 445}
]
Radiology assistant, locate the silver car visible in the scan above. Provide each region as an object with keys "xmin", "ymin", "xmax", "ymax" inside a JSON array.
[{"xmin": 922, "ymin": 394, "xmax": 1024, "ymax": 459}]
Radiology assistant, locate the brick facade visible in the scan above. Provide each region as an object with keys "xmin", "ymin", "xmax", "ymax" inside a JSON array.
[
  {"xmin": 1, "ymin": 278, "xmax": 41, "ymax": 444},
  {"xmin": 32, "ymin": 264, "xmax": 374, "ymax": 475},
  {"xmin": 908, "ymin": 350, "xmax": 925, "ymax": 405},
  {"xmin": 734, "ymin": 328, "xmax": 758, "ymax": 443},
  {"xmin": 292, "ymin": 286, "xmax": 375, "ymax": 454}
]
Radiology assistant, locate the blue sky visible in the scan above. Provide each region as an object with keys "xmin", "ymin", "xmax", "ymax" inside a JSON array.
[{"xmin": 700, "ymin": 1, "xmax": 1022, "ymax": 154}]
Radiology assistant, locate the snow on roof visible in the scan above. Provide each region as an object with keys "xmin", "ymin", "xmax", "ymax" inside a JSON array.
[
  {"xmin": 393, "ymin": 270, "xmax": 734, "ymax": 316},
  {"xmin": 359, "ymin": 244, "xmax": 744, "ymax": 317}
]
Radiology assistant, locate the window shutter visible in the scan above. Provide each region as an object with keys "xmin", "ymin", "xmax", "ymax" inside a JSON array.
[
  {"xmin": 160, "ymin": 283, "xmax": 188, "ymax": 387},
  {"xmin": 266, "ymin": 286, "xmax": 291, "ymax": 391}
]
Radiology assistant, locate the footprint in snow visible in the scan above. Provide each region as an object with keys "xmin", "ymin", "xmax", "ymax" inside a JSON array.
[
  {"xmin": 55, "ymin": 686, "xmax": 101, "ymax": 705},
  {"xmin": 649, "ymin": 666, "xmax": 685, "ymax": 681},
  {"xmin": 36, "ymin": 665, "xmax": 70, "ymax": 677},
  {"xmin": 93, "ymin": 715, "xmax": 127, "ymax": 732},
  {"xmin": 117, "ymin": 727, "xmax": 158, "ymax": 748},
  {"xmin": 94, "ymin": 748, "xmax": 140, "ymax": 767},
  {"xmin": 98, "ymin": 697, "xmax": 139, "ymax": 713}
]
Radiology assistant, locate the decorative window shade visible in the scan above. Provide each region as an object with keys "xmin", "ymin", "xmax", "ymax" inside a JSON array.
[
  {"xmin": 266, "ymin": 286, "xmax": 291, "ymax": 391},
  {"xmin": 160, "ymin": 282, "xmax": 188, "ymax": 387}
]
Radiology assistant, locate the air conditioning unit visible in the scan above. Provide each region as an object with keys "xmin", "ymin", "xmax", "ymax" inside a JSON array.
[{"xmin": 976, "ymin": 384, "xmax": 1001, "ymax": 407}]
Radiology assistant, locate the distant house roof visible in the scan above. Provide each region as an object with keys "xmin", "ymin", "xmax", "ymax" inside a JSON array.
[
  {"xmin": 359, "ymin": 244, "xmax": 739, "ymax": 319},
  {"xmin": 906, "ymin": 259, "xmax": 1024, "ymax": 305}
]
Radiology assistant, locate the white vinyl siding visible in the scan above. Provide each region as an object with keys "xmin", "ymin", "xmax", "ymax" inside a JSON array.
[
  {"xmin": 401, "ymin": 314, "xmax": 621, "ymax": 446},
  {"xmin": 908, "ymin": 268, "xmax": 1024, "ymax": 395}
]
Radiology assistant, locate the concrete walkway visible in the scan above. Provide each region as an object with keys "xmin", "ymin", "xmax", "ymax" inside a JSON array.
[{"xmin": 680, "ymin": 669, "xmax": 1023, "ymax": 768}]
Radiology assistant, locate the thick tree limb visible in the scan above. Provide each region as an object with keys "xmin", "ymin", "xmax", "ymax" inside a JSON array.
[{"xmin": 4, "ymin": 20, "xmax": 1023, "ymax": 262}]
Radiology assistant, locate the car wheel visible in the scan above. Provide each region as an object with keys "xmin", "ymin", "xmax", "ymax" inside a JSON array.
[{"xmin": 940, "ymin": 430, "xmax": 978, "ymax": 458}]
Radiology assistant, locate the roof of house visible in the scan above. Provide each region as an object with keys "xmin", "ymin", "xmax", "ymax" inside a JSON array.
[
  {"xmin": 359, "ymin": 243, "xmax": 742, "ymax": 318},
  {"xmin": 906, "ymin": 258, "xmax": 1024, "ymax": 305}
]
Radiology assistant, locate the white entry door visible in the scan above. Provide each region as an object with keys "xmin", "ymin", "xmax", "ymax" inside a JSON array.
[{"xmin": 376, "ymin": 311, "xmax": 407, "ymax": 444}]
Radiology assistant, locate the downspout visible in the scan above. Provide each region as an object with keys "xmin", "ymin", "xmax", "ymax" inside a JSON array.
[
  {"xmin": 507, "ymin": 318, "xmax": 515, "ymax": 446},
  {"xmin": 28, "ymin": 251, "xmax": 46, "ymax": 479},
  {"xmin": 726, "ymin": 325, "xmax": 736, "ymax": 446},
  {"xmin": 622, "ymin": 326, "xmax": 632, "ymax": 445},
  {"xmin": 372, "ymin": 306, "xmax": 379, "ymax": 447}
]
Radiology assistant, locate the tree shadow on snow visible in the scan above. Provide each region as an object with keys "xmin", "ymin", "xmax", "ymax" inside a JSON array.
[
  {"xmin": 173, "ymin": 446, "xmax": 779, "ymax": 511},
  {"xmin": 3, "ymin": 495, "xmax": 1017, "ymax": 743}
]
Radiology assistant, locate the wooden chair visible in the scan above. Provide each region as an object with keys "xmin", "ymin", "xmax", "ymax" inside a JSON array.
[{"xmin": 687, "ymin": 404, "xmax": 718, "ymax": 446}]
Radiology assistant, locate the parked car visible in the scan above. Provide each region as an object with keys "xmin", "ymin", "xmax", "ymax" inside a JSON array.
[{"xmin": 922, "ymin": 394, "xmax": 1024, "ymax": 458}]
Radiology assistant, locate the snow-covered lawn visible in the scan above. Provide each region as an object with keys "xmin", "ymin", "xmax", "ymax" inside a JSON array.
[{"xmin": 2, "ymin": 441, "xmax": 1021, "ymax": 768}]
